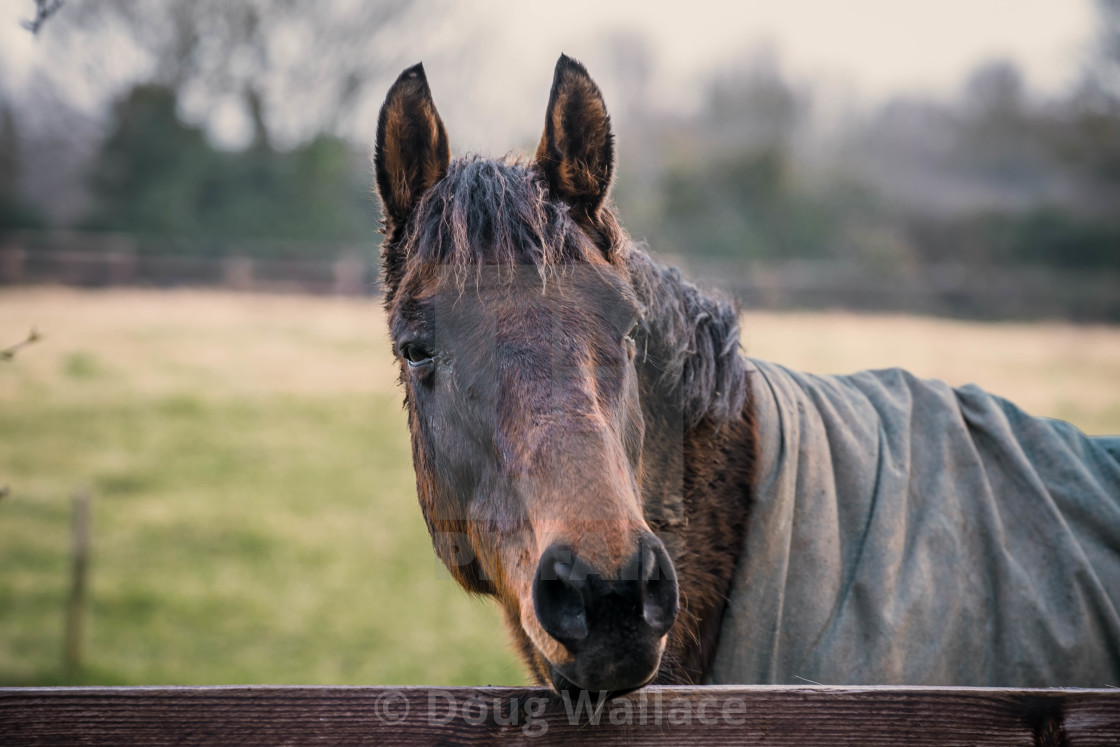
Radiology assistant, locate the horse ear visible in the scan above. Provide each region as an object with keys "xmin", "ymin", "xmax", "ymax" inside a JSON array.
[
  {"xmin": 374, "ymin": 63, "xmax": 450, "ymax": 239},
  {"xmin": 535, "ymin": 54, "xmax": 615, "ymax": 224}
]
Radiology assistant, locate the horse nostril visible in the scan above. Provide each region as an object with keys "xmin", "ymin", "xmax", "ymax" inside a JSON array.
[
  {"xmin": 533, "ymin": 539, "xmax": 680, "ymax": 652},
  {"xmin": 533, "ymin": 545, "xmax": 591, "ymax": 646},
  {"xmin": 640, "ymin": 538, "xmax": 679, "ymax": 637}
]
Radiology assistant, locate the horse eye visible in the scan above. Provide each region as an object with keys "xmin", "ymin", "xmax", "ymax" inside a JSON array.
[{"xmin": 401, "ymin": 343, "xmax": 434, "ymax": 367}]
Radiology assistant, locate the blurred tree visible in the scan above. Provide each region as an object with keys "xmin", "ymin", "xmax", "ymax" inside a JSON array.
[
  {"xmin": 650, "ymin": 57, "xmax": 835, "ymax": 261},
  {"xmin": 1003, "ymin": 207, "xmax": 1120, "ymax": 270},
  {"xmin": 82, "ymin": 84, "xmax": 370, "ymax": 246},
  {"xmin": 706, "ymin": 55, "xmax": 803, "ymax": 153},
  {"xmin": 603, "ymin": 31, "xmax": 655, "ymax": 127},
  {"xmin": 1042, "ymin": 0, "xmax": 1120, "ymax": 214},
  {"xmin": 1089, "ymin": 0, "xmax": 1120, "ymax": 102},
  {"xmin": 1045, "ymin": 96, "xmax": 1120, "ymax": 216},
  {"xmin": 0, "ymin": 108, "xmax": 15, "ymax": 195},
  {"xmin": 962, "ymin": 60, "xmax": 1026, "ymax": 118},
  {"xmin": 83, "ymin": 86, "xmax": 214, "ymax": 236},
  {"xmin": 20, "ymin": 0, "xmax": 65, "ymax": 35},
  {"xmin": 49, "ymin": 0, "xmax": 423, "ymax": 145},
  {"xmin": 955, "ymin": 61, "xmax": 1054, "ymax": 199},
  {"xmin": 898, "ymin": 45, "xmax": 1120, "ymax": 273},
  {"xmin": 0, "ymin": 103, "xmax": 48, "ymax": 232}
]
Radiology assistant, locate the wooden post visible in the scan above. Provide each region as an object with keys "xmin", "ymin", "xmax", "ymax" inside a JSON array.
[
  {"xmin": 105, "ymin": 250, "xmax": 138, "ymax": 286},
  {"xmin": 332, "ymin": 252, "xmax": 366, "ymax": 296},
  {"xmin": 64, "ymin": 491, "xmax": 92, "ymax": 679},
  {"xmin": 0, "ymin": 245, "xmax": 25, "ymax": 284},
  {"xmin": 222, "ymin": 256, "xmax": 255, "ymax": 291}
]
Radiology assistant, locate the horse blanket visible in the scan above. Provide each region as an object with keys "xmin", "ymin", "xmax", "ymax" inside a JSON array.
[{"xmin": 710, "ymin": 359, "xmax": 1120, "ymax": 686}]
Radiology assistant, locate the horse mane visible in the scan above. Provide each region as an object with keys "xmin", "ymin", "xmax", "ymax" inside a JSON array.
[
  {"xmin": 626, "ymin": 249, "xmax": 748, "ymax": 428},
  {"xmin": 390, "ymin": 154, "xmax": 748, "ymax": 428}
]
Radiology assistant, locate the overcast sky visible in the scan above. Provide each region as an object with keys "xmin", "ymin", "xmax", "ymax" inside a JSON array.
[
  {"xmin": 0, "ymin": 0, "xmax": 1098, "ymax": 151},
  {"xmin": 424, "ymin": 0, "xmax": 1096, "ymax": 154},
  {"xmin": 497, "ymin": 0, "xmax": 1096, "ymax": 94}
]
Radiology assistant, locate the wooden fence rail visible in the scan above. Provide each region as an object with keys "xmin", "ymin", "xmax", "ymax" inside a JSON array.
[
  {"xmin": 6, "ymin": 236, "xmax": 1120, "ymax": 321},
  {"xmin": 2, "ymin": 685, "xmax": 1119, "ymax": 745}
]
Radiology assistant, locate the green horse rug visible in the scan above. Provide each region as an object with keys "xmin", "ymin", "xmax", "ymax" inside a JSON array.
[{"xmin": 713, "ymin": 360, "xmax": 1120, "ymax": 686}]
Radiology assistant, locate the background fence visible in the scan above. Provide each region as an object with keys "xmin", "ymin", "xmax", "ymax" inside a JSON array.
[
  {"xmin": 0, "ymin": 232, "xmax": 376, "ymax": 297},
  {"xmin": 3, "ymin": 231, "xmax": 1119, "ymax": 321}
]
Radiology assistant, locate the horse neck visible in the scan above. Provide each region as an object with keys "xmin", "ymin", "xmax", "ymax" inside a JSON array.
[{"xmin": 628, "ymin": 248, "xmax": 758, "ymax": 683}]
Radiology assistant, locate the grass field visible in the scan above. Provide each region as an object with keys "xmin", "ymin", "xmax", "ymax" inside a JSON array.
[{"xmin": 2, "ymin": 287, "xmax": 1118, "ymax": 687}]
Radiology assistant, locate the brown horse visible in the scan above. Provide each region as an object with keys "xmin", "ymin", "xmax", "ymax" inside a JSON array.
[{"xmin": 374, "ymin": 55, "xmax": 1120, "ymax": 692}]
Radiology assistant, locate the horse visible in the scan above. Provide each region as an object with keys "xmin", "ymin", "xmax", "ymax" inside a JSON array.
[{"xmin": 373, "ymin": 54, "xmax": 1120, "ymax": 693}]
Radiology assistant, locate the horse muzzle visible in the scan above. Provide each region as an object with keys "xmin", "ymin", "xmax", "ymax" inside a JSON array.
[{"xmin": 531, "ymin": 534, "xmax": 679, "ymax": 692}]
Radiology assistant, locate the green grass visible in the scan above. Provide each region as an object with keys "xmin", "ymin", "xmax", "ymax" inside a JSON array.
[
  {"xmin": 2, "ymin": 289, "xmax": 1118, "ymax": 687},
  {"xmin": 0, "ymin": 289, "xmax": 524, "ymax": 686}
]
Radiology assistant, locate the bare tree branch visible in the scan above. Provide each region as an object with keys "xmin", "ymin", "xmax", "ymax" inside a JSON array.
[
  {"xmin": 1, "ymin": 328, "xmax": 41, "ymax": 360},
  {"xmin": 21, "ymin": 0, "xmax": 65, "ymax": 35},
  {"xmin": 47, "ymin": 0, "xmax": 429, "ymax": 145},
  {"xmin": 1, "ymin": 323, "xmax": 38, "ymax": 520}
]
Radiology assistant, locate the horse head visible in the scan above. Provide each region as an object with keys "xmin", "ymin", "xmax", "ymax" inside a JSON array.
[{"xmin": 374, "ymin": 56, "xmax": 686, "ymax": 694}]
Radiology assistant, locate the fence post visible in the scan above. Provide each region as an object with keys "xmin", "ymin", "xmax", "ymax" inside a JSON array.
[
  {"xmin": 106, "ymin": 236, "xmax": 138, "ymax": 286},
  {"xmin": 64, "ymin": 490, "xmax": 92, "ymax": 679},
  {"xmin": 0, "ymin": 245, "xmax": 26, "ymax": 284},
  {"xmin": 332, "ymin": 252, "xmax": 366, "ymax": 296},
  {"xmin": 222, "ymin": 256, "xmax": 255, "ymax": 291}
]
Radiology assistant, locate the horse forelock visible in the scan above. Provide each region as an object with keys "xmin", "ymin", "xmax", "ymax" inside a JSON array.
[
  {"xmin": 392, "ymin": 155, "xmax": 618, "ymax": 289},
  {"xmin": 385, "ymin": 153, "xmax": 747, "ymax": 430}
]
